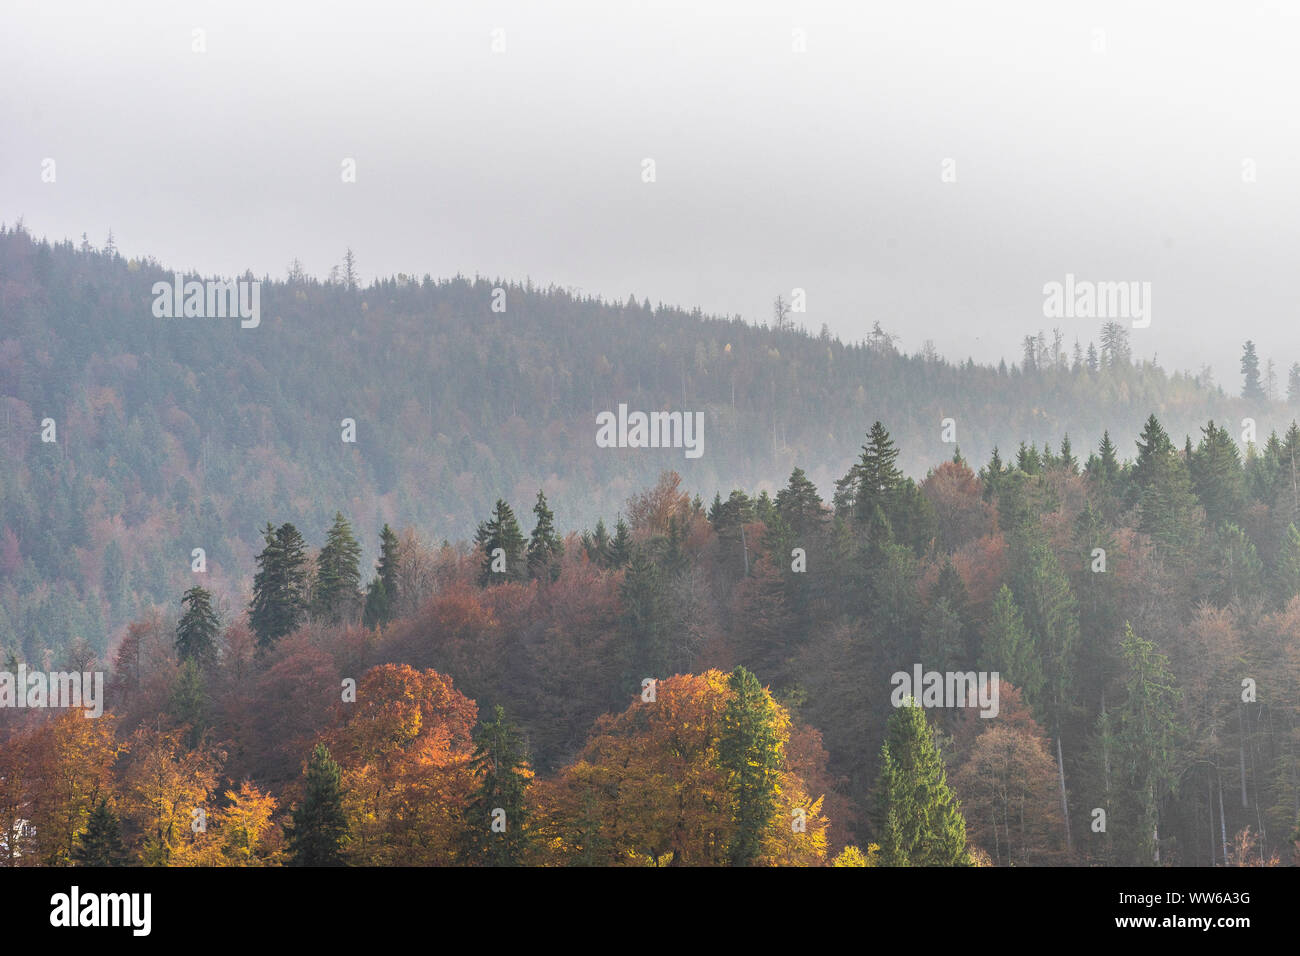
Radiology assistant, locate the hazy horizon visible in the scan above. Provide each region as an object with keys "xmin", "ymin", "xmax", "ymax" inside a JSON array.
[{"xmin": 5, "ymin": 0, "xmax": 1300, "ymax": 387}]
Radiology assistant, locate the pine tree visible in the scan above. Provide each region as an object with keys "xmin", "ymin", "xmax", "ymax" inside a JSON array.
[
  {"xmin": 872, "ymin": 701, "xmax": 970, "ymax": 866},
  {"xmin": 465, "ymin": 705, "xmax": 532, "ymax": 866},
  {"xmin": 526, "ymin": 490, "xmax": 564, "ymax": 581},
  {"xmin": 313, "ymin": 512, "xmax": 362, "ymax": 624},
  {"xmin": 175, "ymin": 584, "xmax": 219, "ymax": 666},
  {"xmin": 1288, "ymin": 363, "xmax": 1300, "ymax": 407},
  {"xmin": 1241, "ymin": 341, "xmax": 1265, "ymax": 401},
  {"xmin": 249, "ymin": 522, "xmax": 309, "ymax": 649},
  {"xmin": 72, "ymin": 799, "xmax": 128, "ymax": 866},
  {"xmin": 474, "ymin": 499, "xmax": 527, "ymax": 585},
  {"xmin": 287, "ymin": 744, "xmax": 349, "ymax": 866},
  {"xmin": 719, "ymin": 666, "xmax": 783, "ymax": 866}
]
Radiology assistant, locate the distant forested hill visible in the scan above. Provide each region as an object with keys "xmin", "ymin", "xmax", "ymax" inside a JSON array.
[{"xmin": 0, "ymin": 223, "xmax": 1292, "ymax": 659}]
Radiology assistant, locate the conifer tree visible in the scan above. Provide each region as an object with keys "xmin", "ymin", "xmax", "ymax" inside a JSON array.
[
  {"xmin": 72, "ymin": 799, "xmax": 128, "ymax": 866},
  {"xmin": 175, "ymin": 584, "xmax": 219, "ymax": 666},
  {"xmin": 608, "ymin": 517, "xmax": 632, "ymax": 568},
  {"xmin": 474, "ymin": 499, "xmax": 527, "ymax": 585},
  {"xmin": 526, "ymin": 490, "xmax": 564, "ymax": 581},
  {"xmin": 287, "ymin": 744, "xmax": 349, "ymax": 866},
  {"xmin": 1190, "ymin": 421, "xmax": 1245, "ymax": 528},
  {"xmin": 872, "ymin": 701, "xmax": 970, "ymax": 866},
  {"xmin": 981, "ymin": 584, "xmax": 1043, "ymax": 705},
  {"xmin": 313, "ymin": 512, "xmax": 362, "ymax": 624},
  {"xmin": 1115, "ymin": 624, "xmax": 1183, "ymax": 864},
  {"xmin": 719, "ymin": 666, "xmax": 783, "ymax": 866},
  {"xmin": 362, "ymin": 523, "xmax": 401, "ymax": 627},
  {"xmin": 852, "ymin": 421, "xmax": 903, "ymax": 522},
  {"xmin": 775, "ymin": 466, "xmax": 824, "ymax": 537},
  {"xmin": 249, "ymin": 522, "xmax": 309, "ymax": 649},
  {"xmin": 1241, "ymin": 341, "xmax": 1264, "ymax": 401},
  {"xmin": 465, "ymin": 705, "xmax": 532, "ymax": 866}
]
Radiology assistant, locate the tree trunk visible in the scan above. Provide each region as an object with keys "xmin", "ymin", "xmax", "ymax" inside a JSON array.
[{"xmin": 1056, "ymin": 732, "xmax": 1071, "ymax": 851}]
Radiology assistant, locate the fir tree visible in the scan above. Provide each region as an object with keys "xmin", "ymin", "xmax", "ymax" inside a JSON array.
[
  {"xmin": 1241, "ymin": 340, "xmax": 1264, "ymax": 402},
  {"xmin": 872, "ymin": 701, "xmax": 970, "ymax": 866},
  {"xmin": 313, "ymin": 512, "xmax": 362, "ymax": 624},
  {"xmin": 719, "ymin": 666, "xmax": 783, "ymax": 866},
  {"xmin": 72, "ymin": 799, "xmax": 128, "ymax": 866},
  {"xmin": 362, "ymin": 523, "xmax": 401, "ymax": 627},
  {"xmin": 526, "ymin": 490, "xmax": 564, "ymax": 581},
  {"xmin": 175, "ymin": 584, "xmax": 219, "ymax": 666},
  {"xmin": 465, "ymin": 705, "xmax": 532, "ymax": 865},
  {"xmin": 851, "ymin": 421, "xmax": 903, "ymax": 522},
  {"xmin": 287, "ymin": 744, "xmax": 349, "ymax": 866},
  {"xmin": 608, "ymin": 517, "xmax": 632, "ymax": 568},
  {"xmin": 474, "ymin": 499, "xmax": 527, "ymax": 585},
  {"xmin": 249, "ymin": 522, "xmax": 309, "ymax": 649}
]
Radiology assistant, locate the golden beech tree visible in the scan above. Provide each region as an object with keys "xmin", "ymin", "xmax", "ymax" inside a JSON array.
[
  {"xmin": 323, "ymin": 663, "xmax": 478, "ymax": 865},
  {"xmin": 121, "ymin": 724, "xmax": 221, "ymax": 866},
  {"xmin": 27, "ymin": 711, "xmax": 122, "ymax": 866},
  {"xmin": 531, "ymin": 670, "xmax": 829, "ymax": 866},
  {"xmin": 210, "ymin": 782, "xmax": 283, "ymax": 866}
]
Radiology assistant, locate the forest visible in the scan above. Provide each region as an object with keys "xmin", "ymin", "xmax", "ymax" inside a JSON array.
[
  {"xmin": 2, "ymin": 224, "xmax": 1299, "ymax": 866},
  {"xmin": 4, "ymin": 222, "xmax": 1300, "ymax": 665},
  {"xmin": 2, "ymin": 409, "xmax": 1299, "ymax": 866}
]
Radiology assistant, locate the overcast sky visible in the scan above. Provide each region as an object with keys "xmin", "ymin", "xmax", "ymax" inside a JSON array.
[{"xmin": 4, "ymin": 0, "xmax": 1299, "ymax": 383}]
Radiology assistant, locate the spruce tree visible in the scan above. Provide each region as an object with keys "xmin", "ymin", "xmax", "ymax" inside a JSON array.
[
  {"xmin": 288, "ymin": 744, "xmax": 349, "ymax": 866},
  {"xmin": 72, "ymin": 799, "xmax": 127, "ymax": 866},
  {"xmin": 1241, "ymin": 341, "xmax": 1265, "ymax": 401},
  {"xmin": 362, "ymin": 523, "xmax": 401, "ymax": 627},
  {"xmin": 608, "ymin": 517, "xmax": 632, "ymax": 568},
  {"xmin": 526, "ymin": 490, "xmax": 564, "ymax": 581},
  {"xmin": 1190, "ymin": 421, "xmax": 1245, "ymax": 528},
  {"xmin": 775, "ymin": 466, "xmax": 824, "ymax": 537},
  {"xmin": 249, "ymin": 522, "xmax": 309, "ymax": 648},
  {"xmin": 872, "ymin": 701, "xmax": 970, "ymax": 866},
  {"xmin": 980, "ymin": 584, "xmax": 1043, "ymax": 705},
  {"xmin": 313, "ymin": 512, "xmax": 363, "ymax": 624},
  {"xmin": 474, "ymin": 499, "xmax": 527, "ymax": 585},
  {"xmin": 852, "ymin": 421, "xmax": 903, "ymax": 522},
  {"xmin": 175, "ymin": 584, "xmax": 219, "ymax": 666},
  {"xmin": 1115, "ymin": 624, "xmax": 1183, "ymax": 864},
  {"xmin": 465, "ymin": 705, "xmax": 532, "ymax": 866},
  {"xmin": 719, "ymin": 666, "xmax": 783, "ymax": 866}
]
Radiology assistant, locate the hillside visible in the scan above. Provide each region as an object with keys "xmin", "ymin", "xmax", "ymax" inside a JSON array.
[{"xmin": 0, "ymin": 223, "xmax": 1292, "ymax": 660}]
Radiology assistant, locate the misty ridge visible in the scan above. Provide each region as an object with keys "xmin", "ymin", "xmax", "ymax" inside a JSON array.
[{"xmin": 2, "ymin": 220, "xmax": 1298, "ymax": 664}]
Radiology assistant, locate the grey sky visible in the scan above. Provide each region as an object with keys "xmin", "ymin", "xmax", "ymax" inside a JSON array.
[{"xmin": 4, "ymin": 0, "xmax": 1299, "ymax": 384}]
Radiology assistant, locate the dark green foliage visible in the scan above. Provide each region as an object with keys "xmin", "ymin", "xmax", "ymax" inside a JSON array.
[
  {"xmin": 313, "ymin": 512, "xmax": 362, "ymax": 624},
  {"xmin": 872, "ymin": 702, "xmax": 970, "ymax": 866},
  {"xmin": 287, "ymin": 744, "xmax": 349, "ymax": 866},
  {"xmin": 249, "ymin": 522, "xmax": 309, "ymax": 649},
  {"xmin": 474, "ymin": 499, "xmax": 526, "ymax": 585},
  {"xmin": 526, "ymin": 490, "xmax": 564, "ymax": 581},
  {"xmin": 72, "ymin": 799, "xmax": 128, "ymax": 866},
  {"xmin": 175, "ymin": 584, "xmax": 219, "ymax": 666},
  {"xmin": 719, "ymin": 667, "xmax": 783, "ymax": 866},
  {"xmin": 464, "ymin": 705, "xmax": 531, "ymax": 866}
]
